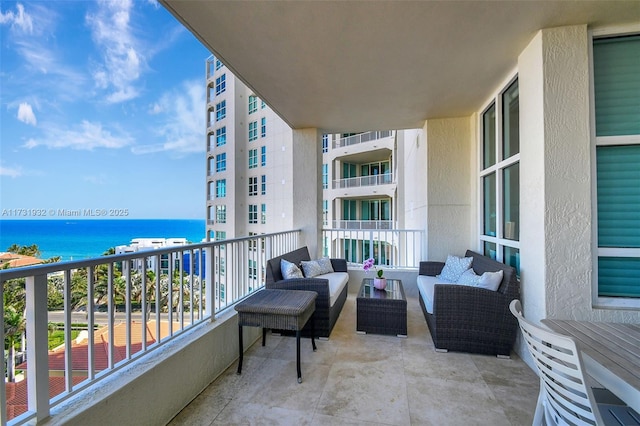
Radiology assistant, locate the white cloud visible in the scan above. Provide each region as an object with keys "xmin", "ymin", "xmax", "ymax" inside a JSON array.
[
  {"xmin": 132, "ymin": 80, "xmax": 205, "ymax": 155},
  {"xmin": 23, "ymin": 120, "xmax": 133, "ymax": 150},
  {"xmin": 0, "ymin": 3, "xmax": 34, "ymax": 34},
  {"xmin": 17, "ymin": 102, "xmax": 37, "ymax": 126},
  {"xmin": 0, "ymin": 165, "xmax": 23, "ymax": 178},
  {"xmin": 86, "ymin": 0, "xmax": 144, "ymax": 104}
]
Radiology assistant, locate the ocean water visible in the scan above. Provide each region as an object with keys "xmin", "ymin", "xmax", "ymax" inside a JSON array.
[{"xmin": 0, "ymin": 219, "xmax": 206, "ymax": 261}]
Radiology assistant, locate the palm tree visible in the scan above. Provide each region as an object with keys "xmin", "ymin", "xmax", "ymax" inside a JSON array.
[{"xmin": 4, "ymin": 306, "xmax": 26, "ymax": 382}]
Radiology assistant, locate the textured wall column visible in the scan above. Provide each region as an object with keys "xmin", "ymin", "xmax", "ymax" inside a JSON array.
[
  {"xmin": 519, "ymin": 25, "xmax": 592, "ymax": 326},
  {"xmin": 292, "ymin": 128, "xmax": 322, "ymax": 256},
  {"xmin": 425, "ymin": 117, "xmax": 475, "ymax": 261}
]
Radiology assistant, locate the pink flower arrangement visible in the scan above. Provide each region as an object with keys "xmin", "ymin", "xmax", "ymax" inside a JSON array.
[{"xmin": 363, "ymin": 257, "xmax": 384, "ymax": 278}]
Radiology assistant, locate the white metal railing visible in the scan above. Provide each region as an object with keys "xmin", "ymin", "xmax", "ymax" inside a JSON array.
[
  {"xmin": 322, "ymin": 228, "xmax": 424, "ymax": 269},
  {"xmin": 1, "ymin": 230, "xmax": 299, "ymax": 425},
  {"xmin": 334, "ymin": 130, "xmax": 394, "ymax": 148},
  {"xmin": 332, "ymin": 173, "xmax": 393, "ymax": 189},
  {"xmin": 331, "ymin": 220, "xmax": 395, "ymax": 230}
]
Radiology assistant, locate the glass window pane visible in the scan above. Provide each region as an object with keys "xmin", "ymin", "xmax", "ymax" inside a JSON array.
[
  {"xmin": 483, "ymin": 241, "xmax": 496, "ymax": 260},
  {"xmin": 502, "ymin": 79, "xmax": 519, "ymax": 159},
  {"xmin": 483, "ymin": 103, "xmax": 496, "ymax": 169},
  {"xmin": 503, "ymin": 246, "xmax": 520, "ymax": 277},
  {"xmin": 598, "ymin": 257, "xmax": 640, "ymax": 297},
  {"xmin": 593, "ymin": 35, "xmax": 640, "ymax": 136},
  {"xmin": 483, "ymin": 173, "xmax": 496, "ymax": 237},
  {"xmin": 503, "ymin": 163, "xmax": 520, "ymax": 241},
  {"xmin": 597, "ymin": 145, "xmax": 640, "ymax": 248}
]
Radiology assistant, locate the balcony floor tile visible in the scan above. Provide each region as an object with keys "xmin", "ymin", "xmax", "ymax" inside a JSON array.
[{"xmin": 169, "ymin": 293, "xmax": 539, "ymax": 425}]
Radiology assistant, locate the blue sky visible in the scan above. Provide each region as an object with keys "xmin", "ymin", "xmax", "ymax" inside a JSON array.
[{"xmin": 0, "ymin": 0, "xmax": 210, "ymax": 219}]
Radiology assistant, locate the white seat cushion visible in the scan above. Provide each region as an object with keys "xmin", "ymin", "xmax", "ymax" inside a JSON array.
[{"xmin": 316, "ymin": 272, "xmax": 349, "ymax": 307}]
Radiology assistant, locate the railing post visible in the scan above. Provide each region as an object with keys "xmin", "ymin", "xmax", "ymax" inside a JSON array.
[
  {"xmin": 205, "ymin": 245, "xmax": 214, "ymax": 319},
  {"xmin": 25, "ymin": 273, "xmax": 50, "ymax": 422}
]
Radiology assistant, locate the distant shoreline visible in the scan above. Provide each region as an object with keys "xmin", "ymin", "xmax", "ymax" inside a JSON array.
[{"xmin": 0, "ymin": 219, "xmax": 206, "ymax": 262}]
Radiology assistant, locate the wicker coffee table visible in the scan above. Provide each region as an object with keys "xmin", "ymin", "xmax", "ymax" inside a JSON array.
[{"xmin": 356, "ymin": 278, "xmax": 407, "ymax": 337}]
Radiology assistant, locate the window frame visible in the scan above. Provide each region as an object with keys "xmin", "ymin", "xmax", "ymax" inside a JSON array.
[
  {"xmin": 215, "ymin": 100, "xmax": 226, "ymax": 121},
  {"xmin": 478, "ymin": 74, "xmax": 521, "ymax": 273},
  {"xmin": 590, "ymin": 26, "xmax": 640, "ymax": 309},
  {"xmin": 249, "ymin": 149, "xmax": 258, "ymax": 169},
  {"xmin": 215, "ymin": 74, "xmax": 226, "ymax": 95},
  {"xmin": 249, "ymin": 204, "xmax": 258, "ymax": 224},
  {"xmin": 249, "ymin": 176, "xmax": 258, "ymax": 196},
  {"xmin": 216, "ymin": 127, "xmax": 226, "ymax": 146},
  {"xmin": 249, "ymin": 121, "xmax": 258, "ymax": 142},
  {"xmin": 215, "ymin": 153, "xmax": 226, "ymax": 172},
  {"xmin": 248, "ymin": 95, "xmax": 258, "ymax": 114}
]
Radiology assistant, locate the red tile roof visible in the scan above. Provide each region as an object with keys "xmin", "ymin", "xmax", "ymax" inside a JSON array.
[{"xmin": 7, "ymin": 320, "xmax": 179, "ymax": 421}]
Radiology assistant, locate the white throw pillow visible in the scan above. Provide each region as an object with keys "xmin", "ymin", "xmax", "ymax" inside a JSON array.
[
  {"xmin": 317, "ymin": 257, "xmax": 334, "ymax": 274},
  {"xmin": 281, "ymin": 259, "xmax": 303, "ymax": 279},
  {"xmin": 457, "ymin": 268, "xmax": 480, "ymax": 286},
  {"xmin": 300, "ymin": 259, "xmax": 323, "ymax": 278},
  {"xmin": 437, "ymin": 255, "xmax": 473, "ymax": 282},
  {"xmin": 477, "ymin": 270, "xmax": 504, "ymax": 291}
]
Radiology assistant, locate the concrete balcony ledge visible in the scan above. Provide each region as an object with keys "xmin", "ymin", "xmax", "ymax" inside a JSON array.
[{"xmin": 40, "ymin": 308, "xmax": 261, "ymax": 426}]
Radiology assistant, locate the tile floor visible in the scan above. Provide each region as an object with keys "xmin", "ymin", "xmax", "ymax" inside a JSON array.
[{"xmin": 169, "ymin": 291, "xmax": 539, "ymax": 425}]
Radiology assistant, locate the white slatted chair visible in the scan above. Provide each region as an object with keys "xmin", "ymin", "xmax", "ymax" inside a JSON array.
[{"xmin": 509, "ymin": 300, "xmax": 640, "ymax": 426}]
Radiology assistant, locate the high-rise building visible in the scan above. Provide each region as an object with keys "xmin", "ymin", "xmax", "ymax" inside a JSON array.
[{"xmin": 205, "ymin": 56, "xmax": 296, "ymax": 241}]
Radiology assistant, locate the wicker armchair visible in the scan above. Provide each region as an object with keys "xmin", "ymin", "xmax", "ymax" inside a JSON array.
[
  {"xmin": 418, "ymin": 250, "xmax": 520, "ymax": 357},
  {"xmin": 265, "ymin": 247, "xmax": 348, "ymax": 338}
]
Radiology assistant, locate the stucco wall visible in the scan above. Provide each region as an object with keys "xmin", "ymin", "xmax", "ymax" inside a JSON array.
[
  {"xmin": 425, "ymin": 117, "xmax": 475, "ymax": 261},
  {"xmin": 519, "ymin": 25, "xmax": 640, "ymax": 329},
  {"xmin": 292, "ymin": 128, "xmax": 322, "ymax": 256},
  {"xmin": 401, "ymin": 128, "xmax": 428, "ymax": 242}
]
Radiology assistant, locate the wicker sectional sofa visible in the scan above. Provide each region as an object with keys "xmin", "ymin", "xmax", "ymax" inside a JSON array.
[
  {"xmin": 265, "ymin": 247, "xmax": 349, "ymax": 338},
  {"xmin": 417, "ymin": 250, "xmax": 520, "ymax": 357}
]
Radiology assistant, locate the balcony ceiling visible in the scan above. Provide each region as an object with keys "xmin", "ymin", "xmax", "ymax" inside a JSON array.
[{"xmin": 161, "ymin": 1, "xmax": 639, "ymax": 133}]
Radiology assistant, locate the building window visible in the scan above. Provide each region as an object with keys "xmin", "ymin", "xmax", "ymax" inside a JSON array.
[
  {"xmin": 322, "ymin": 163, "xmax": 328, "ymax": 189},
  {"xmin": 323, "ymin": 199, "xmax": 328, "ymax": 226},
  {"xmin": 322, "ymin": 134, "xmax": 329, "ymax": 153},
  {"xmin": 249, "ymin": 177, "xmax": 258, "ymax": 196},
  {"xmin": 215, "ymin": 74, "xmax": 226, "ymax": 95},
  {"xmin": 593, "ymin": 34, "xmax": 640, "ymax": 303},
  {"xmin": 249, "ymin": 204, "xmax": 258, "ymax": 224},
  {"xmin": 216, "ymin": 205, "xmax": 226, "ymax": 223},
  {"xmin": 261, "ymin": 100, "xmax": 266, "ymax": 109},
  {"xmin": 249, "ymin": 121, "xmax": 258, "ymax": 141},
  {"xmin": 216, "ymin": 231, "xmax": 226, "ymax": 241},
  {"xmin": 360, "ymin": 199, "xmax": 391, "ymax": 221},
  {"xmin": 248, "ymin": 95, "xmax": 257, "ymax": 114},
  {"xmin": 216, "ymin": 127, "xmax": 226, "ymax": 146},
  {"xmin": 248, "ymin": 259, "xmax": 257, "ymax": 280},
  {"xmin": 261, "ymin": 175, "xmax": 266, "ymax": 195},
  {"xmin": 215, "ymin": 100, "xmax": 226, "ymax": 121},
  {"xmin": 215, "ymin": 179, "xmax": 226, "ymax": 198},
  {"xmin": 215, "ymin": 58, "xmax": 223, "ymax": 70},
  {"xmin": 479, "ymin": 77, "xmax": 520, "ymax": 274},
  {"xmin": 261, "ymin": 146, "xmax": 266, "ymax": 166},
  {"xmin": 215, "ymin": 153, "xmax": 226, "ymax": 172},
  {"xmin": 261, "ymin": 117, "xmax": 266, "ymax": 137},
  {"xmin": 261, "ymin": 203, "xmax": 266, "ymax": 224},
  {"xmin": 249, "ymin": 149, "xmax": 258, "ymax": 169}
]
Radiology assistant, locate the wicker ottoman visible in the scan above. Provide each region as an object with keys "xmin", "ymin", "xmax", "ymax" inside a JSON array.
[{"xmin": 235, "ymin": 289, "xmax": 317, "ymax": 383}]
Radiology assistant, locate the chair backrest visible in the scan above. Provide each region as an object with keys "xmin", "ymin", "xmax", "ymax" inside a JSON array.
[{"xmin": 509, "ymin": 300, "xmax": 604, "ymax": 426}]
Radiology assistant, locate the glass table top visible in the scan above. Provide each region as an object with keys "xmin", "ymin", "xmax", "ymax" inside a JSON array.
[{"xmin": 358, "ymin": 278, "xmax": 405, "ymax": 301}]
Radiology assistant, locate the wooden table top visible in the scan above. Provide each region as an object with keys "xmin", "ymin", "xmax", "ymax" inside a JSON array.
[{"xmin": 542, "ymin": 319, "xmax": 640, "ymax": 412}]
